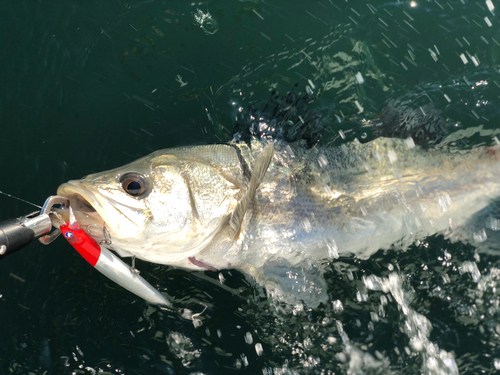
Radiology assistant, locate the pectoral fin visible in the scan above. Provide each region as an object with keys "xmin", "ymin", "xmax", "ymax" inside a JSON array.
[{"xmin": 229, "ymin": 143, "xmax": 274, "ymax": 240}]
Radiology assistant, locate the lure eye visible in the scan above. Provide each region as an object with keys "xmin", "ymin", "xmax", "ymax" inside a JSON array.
[{"xmin": 120, "ymin": 173, "xmax": 149, "ymax": 197}]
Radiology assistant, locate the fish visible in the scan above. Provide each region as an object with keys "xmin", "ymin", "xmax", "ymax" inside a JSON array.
[{"xmin": 52, "ymin": 127, "xmax": 500, "ymax": 305}]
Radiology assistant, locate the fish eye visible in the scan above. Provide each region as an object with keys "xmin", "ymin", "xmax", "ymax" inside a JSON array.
[{"xmin": 120, "ymin": 173, "xmax": 149, "ymax": 197}]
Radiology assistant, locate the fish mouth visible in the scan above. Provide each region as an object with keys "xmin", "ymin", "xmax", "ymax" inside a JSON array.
[{"xmin": 55, "ymin": 181, "xmax": 108, "ymax": 241}]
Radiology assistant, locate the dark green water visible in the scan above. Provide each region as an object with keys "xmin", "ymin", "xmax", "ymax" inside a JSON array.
[{"xmin": 1, "ymin": 1, "xmax": 500, "ymax": 374}]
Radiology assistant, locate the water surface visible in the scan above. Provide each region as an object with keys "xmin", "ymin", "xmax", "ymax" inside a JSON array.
[{"xmin": 1, "ymin": 1, "xmax": 500, "ymax": 374}]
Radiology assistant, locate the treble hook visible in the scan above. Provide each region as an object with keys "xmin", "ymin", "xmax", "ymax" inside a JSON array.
[{"xmin": 86, "ymin": 223, "xmax": 112, "ymax": 245}]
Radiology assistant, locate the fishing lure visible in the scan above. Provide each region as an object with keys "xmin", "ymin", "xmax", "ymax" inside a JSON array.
[{"xmin": 59, "ymin": 208, "xmax": 171, "ymax": 307}]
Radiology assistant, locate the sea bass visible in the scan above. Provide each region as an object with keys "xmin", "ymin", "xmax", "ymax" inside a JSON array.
[{"xmin": 54, "ymin": 134, "xmax": 500, "ymax": 304}]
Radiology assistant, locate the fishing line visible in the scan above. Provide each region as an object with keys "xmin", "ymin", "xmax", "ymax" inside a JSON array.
[{"xmin": 0, "ymin": 190, "xmax": 42, "ymax": 209}]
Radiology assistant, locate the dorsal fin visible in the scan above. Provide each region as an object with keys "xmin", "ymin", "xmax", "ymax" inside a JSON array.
[{"xmin": 229, "ymin": 143, "xmax": 274, "ymax": 240}]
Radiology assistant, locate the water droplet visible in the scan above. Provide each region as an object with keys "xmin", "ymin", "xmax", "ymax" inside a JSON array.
[
  {"xmin": 473, "ymin": 229, "xmax": 487, "ymax": 243},
  {"xmin": 193, "ymin": 9, "xmax": 219, "ymax": 35},
  {"xmin": 459, "ymin": 261, "xmax": 481, "ymax": 282},
  {"xmin": 317, "ymin": 154, "xmax": 328, "ymax": 167},
  {"xmin": 487, "ymin": 217, "xmax": 500, "ymax": 231},
  {"xmin": 244, "ymin": 332, "xmax": 253, "ymax": 344},
  {"xmin": 355, "ymin": 72, "xmax": 364, "ymax": 84},
  {"xmin": 327, "ymin": 240, "xmax": 339, "ymax": 259},
  {"xmin": 255, "ymin": 343, "xmax": 264, "ymax": 356},
  {"xmin": 356, "ymin": 291, "xmax": 368, "ymax": 302},
  {"xmin": 405, "ymin": 137, "xmax": 415, "ymax": 149},
  {"xmin": 494, "ymin": 359, "xmax": 500, "ymax": 370},
  {"xmin": 387, "ymin": 149, "xmax": 398, "ymax": 164},
  {"xmin": 332, "ymin": 299, "xmax": 344, "ymax": 313},
  {"xmin": 438, "ymin": 193, "xmax": 452, "ymax": 212}
]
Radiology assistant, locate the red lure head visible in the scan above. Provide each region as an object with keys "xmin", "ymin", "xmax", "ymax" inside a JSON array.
[{"xmin": 60, "ymin": 223, "xmax": 101, "ymax": 267}]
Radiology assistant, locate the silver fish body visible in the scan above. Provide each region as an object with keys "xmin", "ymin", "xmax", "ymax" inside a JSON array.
[
  {"xmin": 56, "ymin": 137, "xmax": 500, "ymax": 301},
  {"xmin": 247, "ymin": 139, "xmax": 500, "ymax": 266}
]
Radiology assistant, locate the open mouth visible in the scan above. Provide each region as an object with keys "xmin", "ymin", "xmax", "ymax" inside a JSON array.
[{"xmin": 55, "ymin": 182, "xmax": 108, "ymax": 241}]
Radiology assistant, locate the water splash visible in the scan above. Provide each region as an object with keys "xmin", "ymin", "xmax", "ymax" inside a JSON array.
[
  {"xmin": 193, "ymin": 9, "xmax": 219, "ymax": 35},
  {"xmin": 363, "ymin": 273, "xmax": 458, "ymax": 375}
]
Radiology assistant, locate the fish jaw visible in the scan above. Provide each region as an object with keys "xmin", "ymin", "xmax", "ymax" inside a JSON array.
[{"xmin": 56, "ymin": 180, "xmax": 150, "ymax": 255}]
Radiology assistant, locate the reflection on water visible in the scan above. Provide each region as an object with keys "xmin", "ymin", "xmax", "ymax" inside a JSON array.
[{"xmin": 1, "ymin": 0, "xmax": 500, "ymax": 374}]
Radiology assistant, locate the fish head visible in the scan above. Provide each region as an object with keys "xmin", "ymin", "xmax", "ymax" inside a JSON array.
[{"xmin": 56, "ymin": 145, "xmax": 246, "ymax": 264}]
